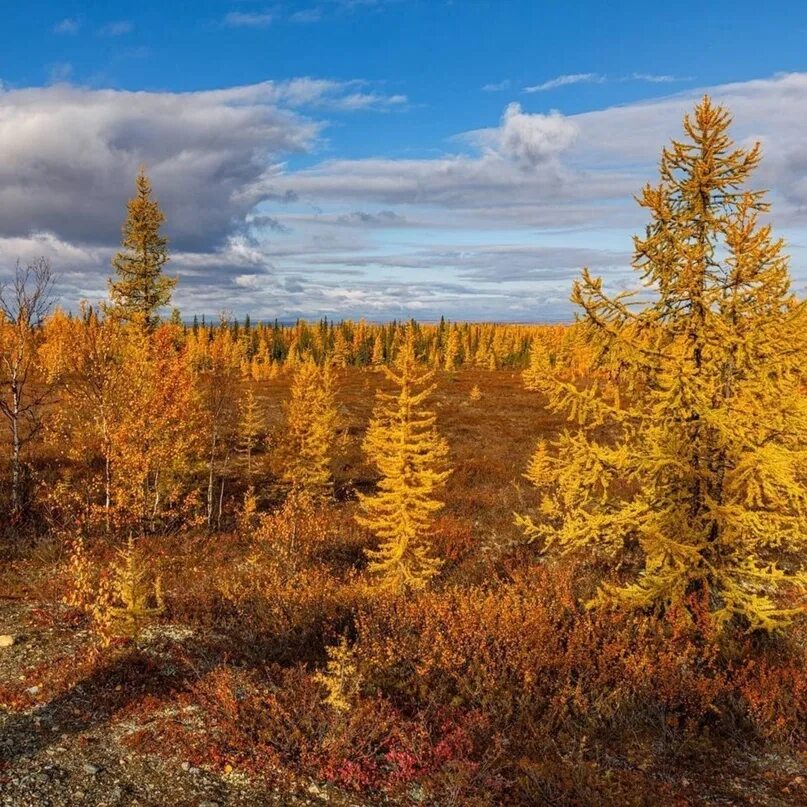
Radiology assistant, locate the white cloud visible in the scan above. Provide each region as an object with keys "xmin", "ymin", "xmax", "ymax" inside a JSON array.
[
  {"xmin": 0, "ymin": 77, "xmax": 408, "ymax": 256},
  {"xmin": 222, "ymin": 11, "xmax": 274, "ymax": 28},
  {"xmin": 630, "ymin": 73, "xmax": 688, "ymax": 83},
  {"xmin": 98, "ymin": 21, "xmax": 133, "ymax": 36},
  {"xmin": 482, "ymin": 80, "xmax": 511, "ymax": 92},
  {"xmin": 525, "ymin": 73, "xmax": 604, "ymax": 93},
  {"xmin": 494, "ymin": 102, "xmax": 578, "ymax": 167},
  {"xmin": 290, "ymin": 9, "xmax": 324, "ymax": 23},
  {"xmin": 202, "ymin": 78, "xmax": 405, "ymax": 110},
  {"xmin": 524, "ymin": 72, "xmax": 692, "ymax": 93},
  {"xmin": 329, "ymin": 91, "xmax": 407, "ymax": 110},
  {"xmin": 54, "ymin": 18, "xmax": 80, "ymax": 35},
  {"xmin": 0, "ymin": 82, "xmax": 320, "ymax": 250},
  {"xmin": 276, "ymin": 73, "xmax": 807, "ymax": 219}
]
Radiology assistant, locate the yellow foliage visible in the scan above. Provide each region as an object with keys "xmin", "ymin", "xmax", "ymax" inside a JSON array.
[
  {"xmin": 43, "ymin": 311, "xmax": 201, "ymax": 534},
  {"xmin": 62, "ymin": 534, "xmax": 94, "ymax": 611},
  {"xmin": 518, "ymin": 97, "xmax": 807, "ymax": 633},
  {"xmin": 108, "ymin": 168, "xmax": 176, "ymax": 329},
  {"xmin": 238, "ymin": 388, "xmax": 264, "ymax": 480},
  {"xmin": 106, "ymin": 535, "xmax": 165, "ymax": 637},
  {"xmin": 282, "ymin": 357, "xmax": 339, "ymax": 497},
  {"xmin": 357, "ymin": 329, "xmax": 451, "ymax": 593},
  {"xmin": 314, "ymin": 636, "xmax": 362, "ymax": 713}
]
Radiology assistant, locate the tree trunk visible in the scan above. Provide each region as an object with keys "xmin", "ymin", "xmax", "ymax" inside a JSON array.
[
  {"xmin": 10, "ymin": 372, "xmax": 20, "ymax": 515},
  {"xmin": 207, "ymin": 428, "xmax": 217, "ymax": 527}
]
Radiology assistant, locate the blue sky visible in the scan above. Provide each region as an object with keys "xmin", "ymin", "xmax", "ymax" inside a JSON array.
[{"xmin": 1, "ymin": 1, "xmax": 806, "ymax": 320}]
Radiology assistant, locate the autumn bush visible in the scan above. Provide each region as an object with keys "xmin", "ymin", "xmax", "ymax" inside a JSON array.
[
  {"xmin": 107, "ymin": 558, "xmax": 807, "ymax": 804},
  {"xmin": 153, "ymin": 493, "xmax": 363, "ymax": 665},
  {"xmin": 349, "ymin": 566, "xmax": 807, "ymax": 783}
]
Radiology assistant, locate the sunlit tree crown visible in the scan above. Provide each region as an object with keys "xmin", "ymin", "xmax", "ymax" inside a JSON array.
[{"xmin": 518, "ymin": 97, "xmax": 807, "ymax": 632}]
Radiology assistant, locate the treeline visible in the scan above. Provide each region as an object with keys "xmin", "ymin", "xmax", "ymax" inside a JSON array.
[
  {"xmin": 1, "ymin": 286, "xmax": 580, "ymax": 544},
  {"xmin": 183, "ymin": 316, "xmax": 556, "ymax": 376}
]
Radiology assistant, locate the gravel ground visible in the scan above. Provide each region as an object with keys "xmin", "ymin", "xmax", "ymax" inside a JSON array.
[{"xmin": 0, "ymin": 601, "xmax": 368, "ymax": 807}]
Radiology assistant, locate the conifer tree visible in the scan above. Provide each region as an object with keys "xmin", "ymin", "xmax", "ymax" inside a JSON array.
[
  {"xmin": 517, "ymin": 97, "xmax": 807, "ymax": 632},
  {"xmin": 331, "ymin": 328, "xmax": 351, "ymax": 368},
  {"xmin": 238, "ymin": 388, "xmax": 264, "ymax": 480},
  {"xmin": 107, "ymin": 320, "xmax": 200, "ymax": 534},
  {"xmin": 281, "ymin": 357, "xmax": 338, "ymax": 497},
  {"xmin": 444, "ymin": 325, "xmax": 461, "ymax": 371},
  {"xmin": 109, "ymin": 168, "xmax": 176, "ymax": 329},
  {"xmin": 106, "ymin": 536, "xmax": 164, "ymax": 637},
  {"xmin": 371, "ymin": 333, "xmax": 384, "ymax": 366},
  {"xmin": 41, "ymin": 304, "xmax": 126, "ymax": 532},
  {"xmin": 189, "ymin": 322, "xmax": 244, "ymax": 527},
  {"xmin": 357, "ymin": 329, "xmax": 451, "ymax": 592}
]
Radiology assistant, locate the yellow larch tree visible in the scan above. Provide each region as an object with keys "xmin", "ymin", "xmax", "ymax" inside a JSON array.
[
  {"xmin": 517, "ymin": 97, "xmax": 807, "ymax": 632},
  {"xmin": 238, "ymin": 387, "xmax": 264, "ymax": 481},
  {"xmin": 46, "ymin": 315, "xmax": 201, "ymax": 536},
  {"xmin": 371, "ymin": 333, "xmax": 384, "ymax": 366},
  {"xmin": 110, "ymin": 322, "xmax": 201, "ymax": 534},
  {"xmin": 357, "ymin": 329, "xmax": 451, "ymax": 593},
  {"xmin": 331, "ymin": 328, "xmax": 351, "ymax": 368},
  {"xmin": 444, "ymin": 325, "xmax": 461, "ymax": 371},
  {"xmin": 109, "ymin": 168, "xmax": 176, "ymax": 330},
  {"xmin": 281, "ymin": 356, "xmax": 339, "ymax": 497}
]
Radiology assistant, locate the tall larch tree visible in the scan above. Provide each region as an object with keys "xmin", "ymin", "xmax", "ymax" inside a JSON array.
[
  {"xmin": 371, "ymin": 333, "xmax": 384, "ymax": 366},
  {"xmin": 109, "ymin": 168, "xmax": 176, "ymax": 329},
  {"xmin": 281, "ymin": 357, "xmax": 338, "ymax": 497},
  {"xmin": 517, "ymin": 97, "xmax": 807, "ymax": 632},
  {"xmin": 444, "ymin": 325, "xmax": 461, "ymax": 371},
  {"xmin": 357, "ymin": 329, "xmax": 451, "ymax": 593}
]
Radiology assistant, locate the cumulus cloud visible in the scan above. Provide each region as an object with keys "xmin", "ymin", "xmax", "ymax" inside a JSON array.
[
  {"xmin": 569, "ymin": 72, "xmax": 807, "ymax": 213},
  {"xmin": 244, "ymin": 73, "xmax": 807, "ymax": 317},
  {"xmin": 0, "ymin": 78, "xmax": 406, "ymax": 256},
  {"xmin": 274, "ymin": 104, "xmax": 582, "ymax": 210},
  {"xmin": 276, "ymin": 73, "xmax": 807, "ymax": 220},
  {"xmin": 0, "ymin": 82, "xmax": 318, "ymax": 251},
  {"xmin": 494, "ymin": 103, "xmax": 578, "ymax": 167}
]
